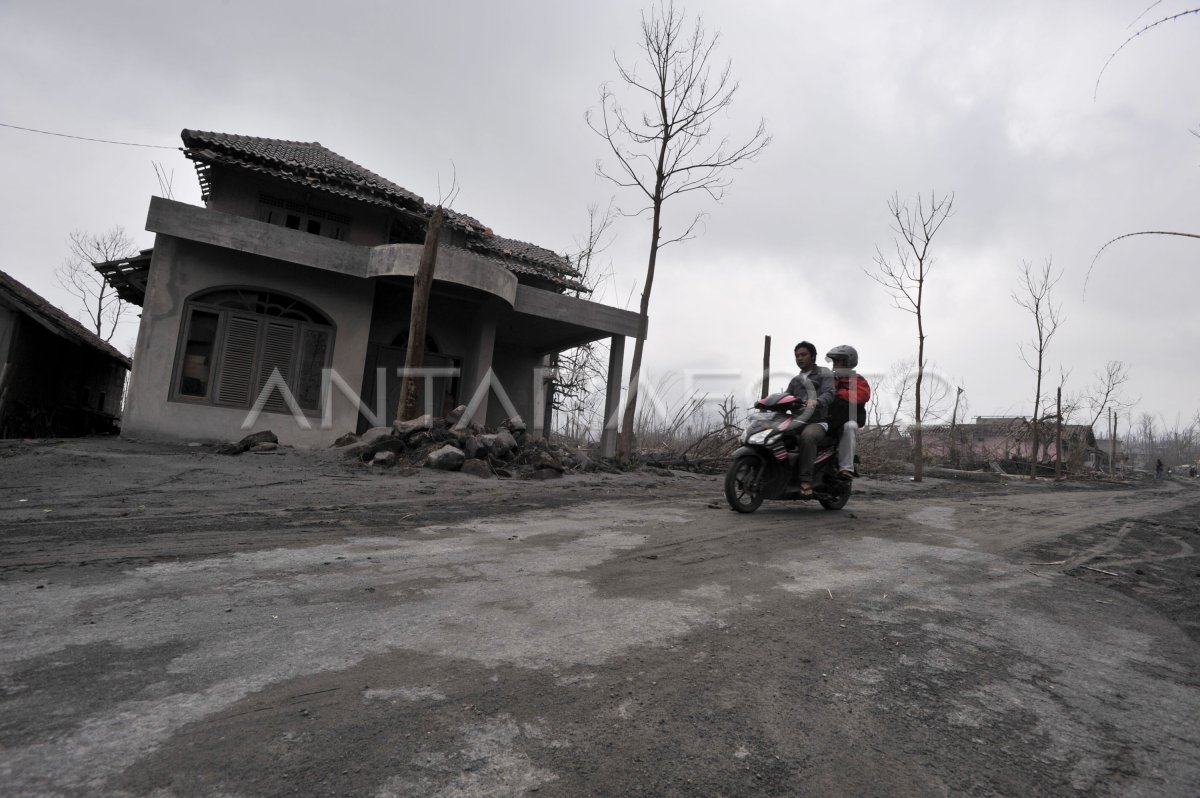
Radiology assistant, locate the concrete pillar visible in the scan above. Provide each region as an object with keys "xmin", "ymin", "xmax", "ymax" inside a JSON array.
[
  {"xmin": 464, "ymin": 304, "xmax": 498, "ymax": 427},
  {"xmin": 600, "ymin": 335, "xmax": 625, "ymax": 457},
  {"xmin": 536, "ymin": 353, "xmax": 556, "ymax": 440}
]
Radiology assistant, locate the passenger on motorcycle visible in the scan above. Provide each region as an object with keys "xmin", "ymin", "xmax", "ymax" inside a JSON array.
[
  {"xmin": 824, "ymin": 344, "xmax": 871, "ymax": 480},
  {"xmin": 786, "ymin": 341, "xmax": 835, "ymax": 496}
]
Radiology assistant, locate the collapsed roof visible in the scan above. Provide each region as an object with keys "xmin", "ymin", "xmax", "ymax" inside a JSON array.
[
  {"xmin": 0, "ymin": 269, "xmax": 131, "ymax": 368},
  {"xmin": 180, "ymin": 129, "xmax": 587, "ymax": 293}
]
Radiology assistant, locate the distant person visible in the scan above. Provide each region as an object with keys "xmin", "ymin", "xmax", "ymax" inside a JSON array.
[
  {"xmin": 786, "ymin": 341, "xmax": 835, "ymax": 496},
  {"xmin": 1155, "ymin": 459, "xmax": 1164, "ymax": 480},
  {"xmin": 824, "ymin": 345, "xmax": 871, "ymax": 480}
]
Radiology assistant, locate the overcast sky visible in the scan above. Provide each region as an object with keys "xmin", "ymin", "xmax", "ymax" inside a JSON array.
[{"xmin": 2, "ymin": 0, "xmax": 1197, "ymax": 434}]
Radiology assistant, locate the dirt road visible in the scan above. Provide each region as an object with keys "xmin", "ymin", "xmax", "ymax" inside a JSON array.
[{"xmin": 2, "ymin": 439, "xmax": 1199, "ymax": 796}]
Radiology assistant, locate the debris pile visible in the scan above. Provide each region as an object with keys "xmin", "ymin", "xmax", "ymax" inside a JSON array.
[{"xmin": 329, "ymin": 406, "xmax": 608, "ymax": 479}]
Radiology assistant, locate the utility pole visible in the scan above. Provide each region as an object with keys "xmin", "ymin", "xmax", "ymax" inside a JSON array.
[{"xmin": 397, "ymin": 206, "xmax": 445, "ymax": 422}]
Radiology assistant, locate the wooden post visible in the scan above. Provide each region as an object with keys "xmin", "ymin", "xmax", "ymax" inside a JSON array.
[
  {"xmin": 397, "ymin": 206, "xmax": 445, "ymax": 422},
  {"xmin": 949, "ymin": 387, "xmax": 963, "ymax": 468},
  {"xmin": 1111, "ymin": 410, "xmax": 1117, "ymax": 475},
  {"xmin": 1054, "ymin": 386, "xmax": 1063, "ymax": 479},
  {"xmin": 760, "ymin": 335, "xmax": 771, "ymax": 399}
]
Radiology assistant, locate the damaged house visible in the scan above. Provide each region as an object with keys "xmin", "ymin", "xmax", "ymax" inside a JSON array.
[
  {"xmin": 0, "ymin": 270, "xmax": 130, "ymax": 437},
  {"xmin": 99, "ymin": 130, "xmax": 638, "ymax": 451}
]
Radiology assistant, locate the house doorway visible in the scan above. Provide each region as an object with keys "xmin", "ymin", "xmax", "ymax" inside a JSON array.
[{"xmin": 360, "ymin": 335, "xmax": 461, "ymax": 431}]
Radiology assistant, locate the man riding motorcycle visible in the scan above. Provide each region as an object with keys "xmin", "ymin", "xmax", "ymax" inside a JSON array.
[{"xmin": 785, "ymin": 341, "xmax": 835, "ymax": 497}]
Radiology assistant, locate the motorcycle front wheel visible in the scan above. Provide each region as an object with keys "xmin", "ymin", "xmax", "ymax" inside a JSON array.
[{"xmin": 725, "ymin": 455, "xmax": 766, "ymax": 513}]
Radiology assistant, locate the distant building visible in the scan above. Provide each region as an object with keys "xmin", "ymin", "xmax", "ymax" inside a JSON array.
[
  {"xmin": 0, "ymin": 270, "xmax": 130, "ymax": 437},
  {"xmin": 922, "ymin": 416, "xmax": 1105, "ymax": 470},
  {"xmin": 96, "ymin": 130, "xmax": 639, "ymax": 450}
]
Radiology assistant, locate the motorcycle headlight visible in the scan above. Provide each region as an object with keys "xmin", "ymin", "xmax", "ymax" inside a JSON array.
[{"xmin": 747, "ymin": 429, "xmax": 772, "ymax": 445}]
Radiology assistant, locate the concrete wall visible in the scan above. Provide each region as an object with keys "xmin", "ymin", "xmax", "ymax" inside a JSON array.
[
  {"xmin": 122, "ymin": 235, "xmax": 375, "ymax": 447},
  {"xmin": 205, "ymin": 169, "xmax": 394, "ymax": 247}
]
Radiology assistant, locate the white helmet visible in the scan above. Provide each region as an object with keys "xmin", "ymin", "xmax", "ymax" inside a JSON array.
[{"xmin": 825, "ymin": 344, "xmax": 858, "ymax": 369}]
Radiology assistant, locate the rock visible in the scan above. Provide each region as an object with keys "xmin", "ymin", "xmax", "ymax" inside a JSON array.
[
  {"xmin": 216, "ymin": 430, "xmax": 278, "ymax": 455},
  {"xmin": 241, "ymin": 430, "xmax": 278, "ymax": 447},
  {"xmin": 366, "ymin": 438, "xmax": 406, "ymax": 459},
  {"xmin": 534, "ymin": 451, "xmax": 564, "ymax": 473},
  {"xmin": 340, "ymin": 442, "xmax": 372, "ymax": 461},
  {"xmin": 407, "ymin": 431, "xmax": 433, "ymax": 449},
  {"xmin": 574, "ymin": 452, "xmax": 596, "ymax": 473},
  {"xmin": 250, "ymin": 442, "xmax": 279, "ymax": 453},
  {"xmin": 360, "ymin": 426, "xmax": 394, "ymax": 445},
  {"xmin": 502, "ymin": 416, "xmax": 527, "ymax": 434},
  {"xmin": 446, "ymin": 404, "xmax": 468, "ymax": 425},
  {"xmin": 394, "ymin": 415, "xmax": 435, "ymax": 436},
  {"xmin": 331, "ymin": 432, "xmax": 360, "ymax": 447},
  {"xmin": 425, "ymin": 444, "xmax": 465, "ymax": 471},
  {"xmin": 459, "ymin": 459, "xmax": 492, "ymax": 478},
  {"xmin": 461, "ymin": 436, "xmax": 489, "ymax": 460},
  {"xmin": 529, "ymin": 467, "xmax": 563, "ymax": 480},
  {"xmin": 492, "ymin": 430, "xmax": 518, "ymax": 459},
  {"xmin": 371, "ymin": 451, "xmax": 397, "ymax": 466}
]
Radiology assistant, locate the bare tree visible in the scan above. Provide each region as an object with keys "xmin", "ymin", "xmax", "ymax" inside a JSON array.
[
  {"xmin": 56, "ymin": 226, "xmax": 137, "ymax": 342},
  {"xmin": 868, "ymin": 191, "xmax": 955, "ymax": 481},
  {"xmin": 1084, "ymin": 360, "xmax": 1133, "ymax": 430},
  {"xmin": 1012, "ymin": 258, "xmax": 1064, "ymax": 478},
  {"xmin": 587, "ymin": 1, "xmax": 769, "ymax": 460}
]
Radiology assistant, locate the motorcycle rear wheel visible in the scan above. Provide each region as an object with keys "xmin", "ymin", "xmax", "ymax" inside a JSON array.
[
  {"xmin": 818, "ymin": 481, "xmax": 851, "ymax": 510},
  {"xmin": 725, "ymin": 455, "xmax": 766, "ymax": 513}
]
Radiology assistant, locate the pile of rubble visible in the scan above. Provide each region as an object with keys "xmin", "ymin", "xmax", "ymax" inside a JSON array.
[{"xmin": 327, "ymin": 407, "xmax": 609, "ymax": 479}]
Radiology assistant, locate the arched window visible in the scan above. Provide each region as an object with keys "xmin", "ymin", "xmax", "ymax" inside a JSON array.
[{"xmin": 172, "ymin": 288, "xmax": 335, "ymax": 413}]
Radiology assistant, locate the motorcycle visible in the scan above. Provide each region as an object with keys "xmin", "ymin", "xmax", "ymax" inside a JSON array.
[{"xmin": 724, "ymin": 392, "xmax": 851, "ymax": 513}]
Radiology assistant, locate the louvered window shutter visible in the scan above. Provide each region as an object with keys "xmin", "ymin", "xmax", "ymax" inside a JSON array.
[
  {"xmin": 216, "ymin": 315, "xmax": 261, "ymax": 406},
  {"xmin": 257, "ymin": 321, "xmax": 298, "ymax": 413}
]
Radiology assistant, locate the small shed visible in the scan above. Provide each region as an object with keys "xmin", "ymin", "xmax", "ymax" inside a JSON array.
[{"xmin": 0, "ymin": 270, "xmax": 131, "ymax": 437}]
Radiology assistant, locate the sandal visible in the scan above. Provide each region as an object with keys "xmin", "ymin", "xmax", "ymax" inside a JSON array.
[
  {"xmin": 800, "ymin": 482, "xmax": 813, "ymax": 496},
  {"xmin": 838, "ymin": 470, "xmax": 854, "ymax": 480}
]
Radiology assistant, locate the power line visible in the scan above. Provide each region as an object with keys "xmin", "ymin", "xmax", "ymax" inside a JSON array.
[{"xmin": 0, "ymin": 122, "xmax": 179, "ymax": 150}]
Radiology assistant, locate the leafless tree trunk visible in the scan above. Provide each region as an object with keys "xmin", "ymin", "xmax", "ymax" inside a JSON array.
[
  {"xmin": 1012, "ymin": 258, "xmax": 1064, "ymax": 479},
  {"xmin": 868, "ymin": 192, "xmax": 955, "ymax": 482},
  {"xmin": 56, "ymin": 226, "xmax": 138, "ymax": 342},
  {"xmin": 587, "ymin": 0, "xmax": 769, "ymax": 460}
]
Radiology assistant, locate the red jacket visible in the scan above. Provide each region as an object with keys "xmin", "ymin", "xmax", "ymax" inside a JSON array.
[{"xmin": 830, "ymin": 373, "xmax": 871, "ymax": 427}]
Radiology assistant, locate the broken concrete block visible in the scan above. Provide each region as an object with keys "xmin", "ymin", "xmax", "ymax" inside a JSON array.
[
  {"xmin": 250, "ymin": 442, "xmax": 279, "ymax": 453},
  {"xmin": 371, "ymin": 451, "xmax": 397, "ymax": 466},
  {"xmin": 394, "ymin": 415, "xmax": 435, "ymax": 437},
  {"xmin": 446, "ymin": 404, "xmax": 468, "ymax": 425},
  {"xmin": 425, "ymin": 444, "xmax": 465, "ymax": 471},
  {"xmin": 361, "ymin": 426, "xmax": 394, "ymax": 445},
  {"xmin": 459, "ymin": 459, "xmax": 492, "ymax": 478},
  {"xmin": 331, "ymin": 432, "xmax": 360, "ymax": 447},
  {"xmin": 216, "ymin": 430, "xmax": 278, "ymax": 455},
  {"xmin": 492, "ymin": 430, "xmax": 518, "ymax": 459}
]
